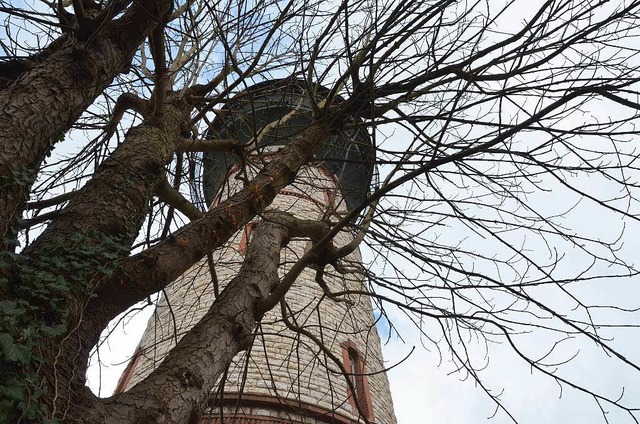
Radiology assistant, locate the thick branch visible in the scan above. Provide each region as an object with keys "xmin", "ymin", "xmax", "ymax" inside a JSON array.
[
  {"xmin": 175, "ymin": 138, "xmax": 242, "ymax": 154},
  {"xmin": 0, "ymin": 0, "xmax": 172, "ymax": 246},
  {"xmin": 261, "ymin": 211, "xmax": 331, "ymax": 240},
  {"xmin": 149, "ymin": 25, "xmax": 168, "ymax": 119},
  {"xmin": 26, "ymin": 191, "xmax": 78, "ymax": 210},
  {"xmin": 103, "ymin": 93, "xmax": 150, "ymax": 140},
  {"xmin": 24, "ymin": 100, "xmax": 191, "ymax": 254},
  {"xmin": 15, "ymin": 100, "xmax": 191, "ymax": 414},
  {"xmin": 89, "ymin": 119, "xmax": 335, "ymax": 331},
  {"xmin": 154, "ymin": 175, "xmax": 204, "ymax": 221},
  {"xmin": 98, "ymin": 220, "xmax": 290, "ymax": 424}
]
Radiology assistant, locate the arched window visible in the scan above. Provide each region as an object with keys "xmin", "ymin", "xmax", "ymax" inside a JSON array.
[{"xmin": 340, "ymin": 340, "xmax": 374, "ymax": 421}]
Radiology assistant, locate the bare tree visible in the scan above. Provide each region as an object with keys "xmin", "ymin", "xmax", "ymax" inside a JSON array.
[{"xmin": 1, "ymin": 0, "xmax": 640, "ymax": 423}]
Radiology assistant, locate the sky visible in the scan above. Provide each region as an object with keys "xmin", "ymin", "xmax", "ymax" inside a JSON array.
[{"xmin": 368, "ymin": 100, "xmax": 640, "ymax": 423}]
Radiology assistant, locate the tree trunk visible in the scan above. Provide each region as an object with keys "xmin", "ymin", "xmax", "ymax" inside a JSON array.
[
  {"xmin": 0, "ymin": 0, "xmax": 172, "ymax": 247},
  {"xmin": 78, "ymin": 219, "xmax": 290, "ymax": 424}
]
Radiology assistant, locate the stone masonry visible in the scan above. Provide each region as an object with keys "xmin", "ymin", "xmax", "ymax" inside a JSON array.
[{"xmin": 116, "ymin": 129, "xmax": 397, "ymax": 424}]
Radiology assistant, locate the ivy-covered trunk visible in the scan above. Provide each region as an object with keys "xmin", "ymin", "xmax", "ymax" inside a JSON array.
[
  {"xmin": 0, "ymin": 96, "xmax": 190, "ymax": 421},
  {"xmin": 0, "ymin": 4, "xmax": 339, "ymax": 419},
  {"xmin": 0, "ymin": 1, "xmax": 176, "ymax": 420}
]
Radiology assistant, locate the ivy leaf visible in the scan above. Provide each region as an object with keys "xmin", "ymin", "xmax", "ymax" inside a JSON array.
[
  {"xmin": 0, "ymin": 333, "xmax": 31, "ymax": 364},
  {"xmin": 0, "ymin": 300, "xmax": 18, "ymax": 314},
  {"xmin": 40, "ymin": 324, "xmax": 66, "ymax": 337},
  {"xmin": 0, "ymin": 383, "xmax": 24, "ymax": 402}
]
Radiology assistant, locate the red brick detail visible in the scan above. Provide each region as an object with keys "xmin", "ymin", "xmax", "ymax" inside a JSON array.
[
  {"xmin": 340, "ymin": 340, "xmax": 374, "ymax": 421},
  {"xmin": 205, "ymin": 393, "xmax": 359, "ymax": 424},
  {"xmin": 202, "ymin": 414, "xmax": 289, "ymax": 424},
  {"xmin": 113, "ymin": 348, "xmax": 141, "ymax": 394},
  {"xmin": 317, "ymin": 164, "xmax": 341, "ymax": 208},
  {"xmin": 238, "ymin": 223, "xmax": 256, "ymax": 256}
]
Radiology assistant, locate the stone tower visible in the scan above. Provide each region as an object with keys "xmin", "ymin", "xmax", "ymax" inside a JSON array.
[{"xmin": 115, "ymin": 79, "xmax": 397, "ymax": 424}]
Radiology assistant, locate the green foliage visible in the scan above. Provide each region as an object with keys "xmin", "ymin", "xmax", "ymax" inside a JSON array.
[{"xmin": 0, "ymin": 232, "xmax": 127, "ymax": 423}]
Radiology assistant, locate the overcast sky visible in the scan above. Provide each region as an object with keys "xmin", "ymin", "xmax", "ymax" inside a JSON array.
[{"xmin": 369, "ymin": 101, "xmax": 640, "ymax": 423}]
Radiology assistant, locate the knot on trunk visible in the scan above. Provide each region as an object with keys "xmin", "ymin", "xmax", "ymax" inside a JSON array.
[{"xmin": 175, "ymin": 368, "xmax": 203, "ymax": 389}]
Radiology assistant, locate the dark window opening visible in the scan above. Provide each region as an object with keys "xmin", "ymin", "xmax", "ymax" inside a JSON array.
[
  {"xmin": 349, "ymin": 348, "xmax": 359, "ymax": 390},
  {"xmin": 341, "ymin": 341, "xmax": 374, "ymax": 421}
]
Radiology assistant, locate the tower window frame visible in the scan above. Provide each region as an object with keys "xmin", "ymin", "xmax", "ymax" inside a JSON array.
[{"xmin": 340, "ymin": 340, "xmax": 374, "ymax": 421}]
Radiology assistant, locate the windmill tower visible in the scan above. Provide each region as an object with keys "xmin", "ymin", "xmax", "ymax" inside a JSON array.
[{"xmin": 115, "ymin": 79, "xmax": 397, "ymax": 424}]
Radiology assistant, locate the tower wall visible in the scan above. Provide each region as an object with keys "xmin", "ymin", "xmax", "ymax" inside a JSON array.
[{"xmin": 118, "ymin": 163, "xmax": 396, "ymax": 423}]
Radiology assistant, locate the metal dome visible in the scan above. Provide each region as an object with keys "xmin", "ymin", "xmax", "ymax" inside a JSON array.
[{"xmin": 201, "ymin": 79, "xmax": 375, "ymax": 218}]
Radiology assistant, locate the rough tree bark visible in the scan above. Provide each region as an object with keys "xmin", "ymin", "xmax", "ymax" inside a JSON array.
[
  {"xmin": 5, "ymin": 1, "xmax": 638, "ymax": 423},
  {"xmin": 19, "ymin": 97, "xmax": 193, "ymax": 417},
  {"xmin": 93, "ymin": 218, "xmax": 292, "ymax": 423},
  {"xmin": 0, "ymin": 0, "xmax": 172, "ymax": 247},
  {"xmin": 0, "ymin": 2, "xmax": 341, "ymax": 407}
]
